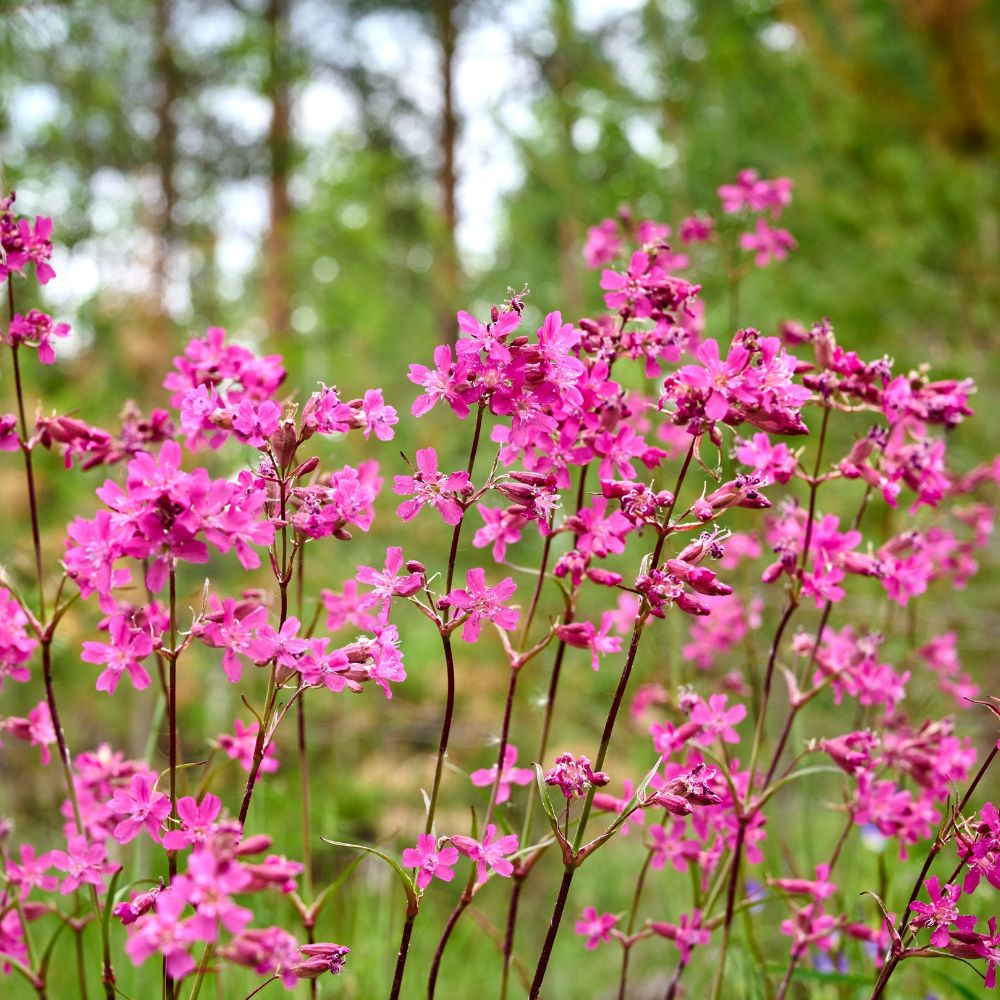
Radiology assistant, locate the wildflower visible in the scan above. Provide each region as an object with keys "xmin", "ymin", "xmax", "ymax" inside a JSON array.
[
  {"xmin": 108, "ymin": 772, "xmax": 171, "ymax": 844},
  {"xmin": 740, "ymin": 219, "xmax": 796, "ymax": 267},
  {"xmin": 448, "ymin": 824, "xmax": 519, "ymax": 884},
  {"xmin": 544, "ymin": 752, "xmax": 610, "ymax": 799},
  {"xmin": 1, "ymin": 701, "xmax": 55, "ymax": 764},
  {"xmin": 440, "ymin": 568, "xmax": 519, "ymax": 642},
  {"xmin": 355, "ymin": 547, "xmax": 423, "ymax": 624},
  {"xmin": 231, "ymin": 398, "xmax": 281, "ymax": 449},
  {"xmin": 359, "ymin": 388, "xmax": 398, "ymax": 440},
  {"xmin": 470, "ymin": 744, "xmax": 533, "ymax": 804},
  {"xmin": 50, "ymin": 835, "xmax": 116, "ymax": 894},
  {"xmin": 909, "ymin": 877, "xmax": 968, "ymax": 947},
  {"xmin": 554, "ymin": 613, "xmax": 622, "ymax": 670},
  {"xmin": 124, "ymin": 889, "xmax": 197, "ymax": 979},
  {"xmin": 162, "ymin": 795, "xmax": 223, "ymax": 851},
  {"xmin": 393, "ymin": 447, "xmax": 472, "ymax": 525},
  {"xmin": 574, "ymin": 907, "xmax": 618, "ymax": 949},
  {"xmin": 402, "ymin": 834, "xmax": 459, "ymax": 890},
  {"xmin": 688, "ymin": 694, "xmax": 746, "ymax": 745},
  {"xmin": 218, "ymin": 720, "xmax": 278, "ymax": 778}
]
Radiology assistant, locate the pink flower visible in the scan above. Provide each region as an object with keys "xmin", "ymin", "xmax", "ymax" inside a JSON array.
[
  {"xmin": 470, "ymin": 744, "xmax": 533, "ymax": 804},
  {"xmin": 321, "ymin": 580, "xmax": 376, "ymax": 632},
  {"xmin": 125, "ymin": 889, "xmax": 198, "ymax": 979},
  {"xmin": 544, "ymin": 752, "xmax": 609, "ymax": 799},
  {"xmin": 650, "ymin": 910, "xmax": 711, "ymax": 963},
  {"xmin": 689, "ymin": 694, "xmax": 746, "ymax": 745},
  {"xmin": 198, "ymin": 598, "xmax": 269, "ymax": 683},
  {"xmin": 5, "ymin": 309, "xmax": 71, "ymax": 364},
  {"xmin": 232, "ymin": 399, "xmax": 281, "ymax": 449},
  {"xmin": 81, "ymin": 615, "xmax": 155, "ymax": 694},
  {"xmin": 355, "ymin": 547, "xmax": 423, "ymax": 624},
  {"xmin": 583, "ymin": 219, "xmax": 622, "ymax": 269},
  {"xmin": 440, "ymin": 568, "xmax": 519, "ymax": 642},
  {"xmin": 360, "ymin": 388, "xmax": 398, "ymax": 440},
  {"xmin": 449, "ymin": 824, "xmax": 519, "ymax": 884},
  {"xmin": 555, "ymin": 613, "xmax": 622, "ymax": 670},
  {"xmin": 108, "ymin": 772, "xmax": 171, "ymax": 844},
  {"xmin": 473, "ymin": 504, "xmax": 525, "ymax": 561},
  {"xmin": 50, "ymin": 835, "xmax": 116, "ymax": 894},
  {"xmin": 401, "ymin": 834, "xmax": 459, "ymax": 891},
  {"xmin": 0, "ymin": 701, "xmax": 55, "ymax": 764},
  {"xmin": 6, "ymin": 844, "xmax": 58, "ymax": 897},
  {"xmin": 408, "ymin": 344, "xmax": 471, "ymax": 418},
  {"xmin": 218, "ymin": 720, "xmax": 278, "ymax": 778},
  {"xmin": 248, "ymin": 617, "xmax": 308, "ymax": 668},
  {"xmin": 0, "ymin": 587, "xmax": 37, "ymax": 689},
  {"xmin": 173, "ymin": 849, "xmax": 253, "ymax": 939},
  {"xmin": 740, "ymin": 219, "xmax": 796, "ymax": 268},
  {"xmin": 162, "ymin": 795, "xmax": 223, "ymax": 851},
  {"xmin": 393, "ymin": 447, "xmax": 472, "ymax": 525},
  {"xmin": 574, "ymin": 906, "xmax": 618, "ymax": 949},
  {"xmin": 908, "ymin": 877, "xmax": 967, "ymax": 948}
]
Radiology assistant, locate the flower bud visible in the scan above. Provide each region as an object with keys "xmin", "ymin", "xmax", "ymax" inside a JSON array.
[{"xmin": 270, "ymin": 420, "xmax": 298, "ymax": 469}]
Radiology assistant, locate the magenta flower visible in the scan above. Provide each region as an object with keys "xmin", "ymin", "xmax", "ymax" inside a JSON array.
[
  {"xmin": 544, "ymin": 752, "xmax": 610, "ymax": 799},
  {"xmin": 162, "ymin": 794, "xmax": 223, "ymax": 851},
  {"xmin": 440, "ymin": 568, "xmax": 519, "ymax": 642},
  {"xmin": 108, "ymin": 772, "xmax": 171, "ymax": 844},
  {"xmin": 173, "ymin": 850, "xmax": 253, "ymax": 939},
  {"xmin": 408, "ymin": 344, "xmax": 471, "ymax": 418},
  {"xmin": 455, "ymin": 307, "xmax": 520, "ymax": 363},
  {"xmin": 218, "ymin": 719, "xmax": 278, "ymax": 778},
  {"xmin": 355, "ymin": 547, "xmax": 423, "ymax": 624},
  {"xmin": 365, "ymin": 623, "xmax": 407, "ymax": 699},
  {"xmin": 473, "ymin": 503, "xmax": 525, "ymax": 561},
  {"xmin": 50, "ymin": 835, "xmax": 116, "ymax": 894},
  {"xmin": 689, "ymin": 694, "xmax": 746, "ymax": 745},
  {"xmin": 393, "ymin": 447, "xmax": 471, "ymax": 525},
  {"xmin": 555, "ymin": 613, "xmax": 622, "ymax": 671},
  {"xmin": 402, "ymin": 834, "xmax": 459, "ymax": 891},
  {"xmin": 125, "ymin": 889, "xmax": 198, "ymax": 979},
  {"xmin": 740, "ymin": 219, "xmax": 796, "ymax": 268},
  {"xmin": 81, "ymin": 614, "xmax": 155, "ymax": 694},
  {"xmin": 360, "ymin": 388, "xmax": 398, "ymax": 440},
  {"xmin": 232, "ymin": 398, "xmax": 281, "ymax": 449},
  {"xmin": 909, "ymin": 877, "xmax": 967, "ymax": 947},
  {"xmin": 574, "ymin": 907, "xmax": 618, "ymax": 949},
  {"xmin": 650, "ymin": 910, "xmax": 711, "ymax": 963},
  {"xmin": 450, "ymin": 824, "xmax": 519, "ymax": 885},
  {"xmin": 470, "ymin": 744, "xmax": 533, "ymax": 804},
  {"xmin": 198, "ymin": 598, "xmax": 269, "ymax": 683},
  {"xmin": 0, "ymin": 701, "xmax": 55, "ymax": 764},
  {"xmin": 321, "ymin": 580, "xmax": 376, "ymax": 632},
  {"xmin": 248, "ymin": 617, "xmax": 308, "ymax": 669},
  {"xmin": 583, "ymin": 219, "xmax": 622, "ymax": 269},
  {"xmin": 5, "ymin": 309, "xmax": 70, "ymax": 364},
  {"xmin": 6, "ymin": 844, "xmax": 58, "ymax": 897}
]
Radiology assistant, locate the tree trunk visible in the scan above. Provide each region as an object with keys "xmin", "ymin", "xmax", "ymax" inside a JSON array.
[{"xmin": 264, "ymin": 0, "xmax": 293, "ymax": 339}]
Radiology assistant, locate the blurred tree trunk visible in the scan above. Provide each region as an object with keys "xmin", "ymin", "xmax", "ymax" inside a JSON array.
[
  {"xmin": 433, "ymin": 0, "xmax": 460, "ymax": 342},
  {"xmin": 551, "ymin": 0, "xmax": 582, "ymax": 318},
  {"xmin": 264, "ymin": 0, "xmax": 293, "ymax": 339},
  {"xmin": 151, "ymin": 0, "xmax": 177, "ymax": 348}
]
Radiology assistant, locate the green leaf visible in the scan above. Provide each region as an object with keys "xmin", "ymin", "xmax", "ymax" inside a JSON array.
[
  {"xmin": 307, "ymin": 854, "xmax": 364, "ymax": 923},
  {"xmin": 931, "ymin": 968, "xmax": 982, "ymax": 1000},
  {"xmin": 320, "ymin": 838, "xmax": 417, "ymax": 909},
  {"xmin": 532, "ymin": 763, "xmax": 571, "ymax": 858}
]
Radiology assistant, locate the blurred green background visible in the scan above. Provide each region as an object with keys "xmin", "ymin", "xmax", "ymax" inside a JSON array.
[{"xmin": 1, "ymin": 0, "xmax": 999, "ymax": 997}]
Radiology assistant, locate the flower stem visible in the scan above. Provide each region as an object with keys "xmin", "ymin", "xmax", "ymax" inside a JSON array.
[
  {"xmin": 528, "ymin": 437, "xmax": 698, "ymax": 998},
  {"xmin": 388, "ymin": 911, "xmax": 417, "ymax": 1000},
  {"xmin": 617, "ymin": 849, "xmax": 654, "ymax": 1000}
]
